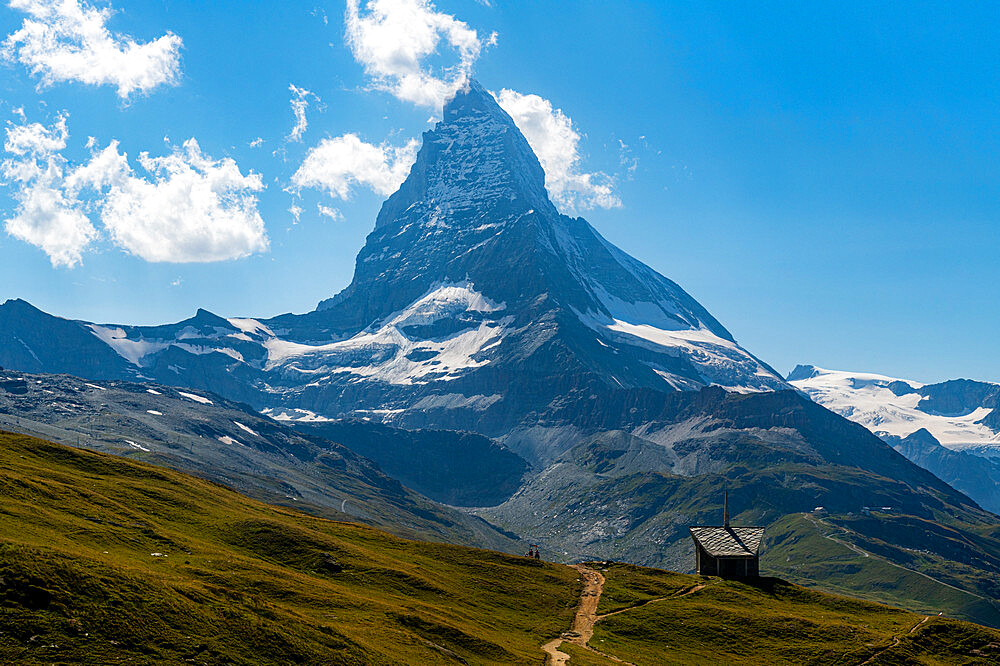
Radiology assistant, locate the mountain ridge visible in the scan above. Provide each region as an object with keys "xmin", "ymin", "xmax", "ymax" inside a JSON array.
[{"xmin": 0, "ymin": 367, "xmax": 517, "ymax": 550}]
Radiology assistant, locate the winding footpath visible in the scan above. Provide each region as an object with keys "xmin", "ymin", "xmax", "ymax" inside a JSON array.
[
  {"xmin": 542, "ymin": 566, "xmax": 707, "ymax": 665},
  {"xmin": 543, "ymin": 560, "xmax": 935, "ymax": 666},
  {"xmin": 858, "ymin": 616, "xmax": 931, "ymax": 665},
  {"xmin": 541, "ymin": 565, "xmax": 634, "ymax": 665}
]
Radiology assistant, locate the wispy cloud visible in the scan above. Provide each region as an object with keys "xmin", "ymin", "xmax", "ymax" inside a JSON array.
[
  {"xmin": 2, "ymin": 0, "xmax": 183, "ymax": 98},
  {"xmin": 345, "ymin": 0, "xmax": 495, "ymax": 108},
  {"xmin": 618, "ymin": 139, "xmax": 639, "ymax": 178},
  {"xmin": 317, "ymin": 203, "xmax": 343, "ymax": 221},
  {"xmin": 495, "ymin": 89, "xmax": 620, "ymax": 212},
  {"xmin": 286, "ymin": 84, "xmax": 318, "ymax": 142}
]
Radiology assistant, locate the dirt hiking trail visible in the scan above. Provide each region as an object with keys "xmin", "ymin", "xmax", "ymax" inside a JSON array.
[
  {"xmin": 542, "ymin": 563, "xmax": 937, "ymax": 665},
  {"xmin": 541, "ymin": 566, "xmax": 714, "ymax": 665},
  {"xmin": 541, "ymin": 564, "xmax": 633, "ymax": 665}
]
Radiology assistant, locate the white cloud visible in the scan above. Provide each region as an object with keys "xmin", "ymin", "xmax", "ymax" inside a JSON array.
[
  {"xmin": 495, "ymin": 89, "xmax": 620, "ymax": 212},
  {"xmin": 345, "ymin": 0, "xmax": 491, "ymax": 108},
  {"xmin": 2, "ymin": 113, "xmax": 268, "ymax": 265},
  {"xmin": 1, "ymin": 114, "xmax": 97, "ymax": 267},
  {"xmin": 286, "ymin": 84, "xmax": 317, "ymax": 142},
  {"xmin": 72, "ymin": 138, "xmax": 268, "ymax": 262},
  {"xmin": 291, "ymin": 133, "xmax": 418, "ymax": 199},
  {"xmin": 2, "ymin": 0, "xmax": 183, "ymax": 98},
  {"xmin": 288, "ymin": 202, "xmax": 302, "ymax": 223},
  {"xmin": 317, "ymin": 203, "xmax": 343, "ymax": 221},
  {"xmin": 249, "ymin": 137, "xmax": 263, "ymax": 148},
  {"xmin": 4, "ymin": 113, "xmax": 69, "ymax": 156}
]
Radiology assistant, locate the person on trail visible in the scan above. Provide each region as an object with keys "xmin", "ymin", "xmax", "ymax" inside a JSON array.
[
  {"xmin": 534, "ymin": 548, "xmax": 540, "ymax": 560},
  {"xmin": 526, "ymin": 548, "xmax": 533, "ymax": 557}
]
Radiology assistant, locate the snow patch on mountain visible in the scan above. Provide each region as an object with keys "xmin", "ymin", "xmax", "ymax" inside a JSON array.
[
  {"xmin": 175, "ymin": 325, "xmax": 231, "ymax": 341},
  {"xmin": 178, "ymin": 391, "xmax": 213, "ymax": 405},
  {"xmin": 790, "ymin": 365, "xmax": 1000, "ymax": 450},
  {"xmin": 576, "ymin": 308, "xmax": 781, "ymax": 392},
  {"xmin": 262, "ymin": 407, "xmax": 332, "ymax": 422},
  {"xmin": 390, "ymin": 280, "xmax": 504, "ymax": 328},
  {"xmin": 262, "ymin": 282, "xmax": 509, "ymax": 385},
  {"xmin": 227, "ymin": 318, "xmax": 275, "ymax": 341},
  {"xmin": 233, "ymin": 421, "xmax": 258, "ymax": 437},
  {"xmin": 126, "ymin": 440, "xmax": 151, "ymax": 452},
  {"xmin": 88, "ymin": 324, "xmax": 169, "ymax": 366}
]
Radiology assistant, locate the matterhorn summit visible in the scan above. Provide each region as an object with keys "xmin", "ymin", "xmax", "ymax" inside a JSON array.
[{"xmin": 0, "ymin": 80, "xmax": 785, "ymax": 447}]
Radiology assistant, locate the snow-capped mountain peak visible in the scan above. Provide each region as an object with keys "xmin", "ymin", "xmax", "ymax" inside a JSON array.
[{"xmin": 0, "ymin": 79, "xmax": 788, "ymax": 452}]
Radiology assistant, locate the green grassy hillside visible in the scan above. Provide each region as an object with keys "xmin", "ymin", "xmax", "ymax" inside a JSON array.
[
  {"xmin": 763, "ymin": 513, "xmax": 1000, "ymax": 628},
  {"xmin": 2, "ymin": 429, "xmax": 999, "ymax": 665},
  {"xmin": 0, "ymin": 430, "xmax": 579, "ymax": 664},
  {"xmin": 584, "ymin": 563, "xmax": 1000, "ymax": 664}
]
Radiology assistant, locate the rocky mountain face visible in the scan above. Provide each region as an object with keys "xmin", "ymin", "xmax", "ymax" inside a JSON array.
[
  {"xmin": 0, "ymin": 81, "xmax": 785, "ymax": 463},
  {"xmin": 882, "ymin": 429, "xmax": 1000, "ymax": 514},
  {"xmin": 292, "ymin": 420, "xmax": 529, "ymax": 507},
  {"xmin": 472, "ymin": 384, "xmax": 1000, "ymax": 626}
]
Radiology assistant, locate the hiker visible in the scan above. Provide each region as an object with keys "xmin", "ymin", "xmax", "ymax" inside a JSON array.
[
  {"xmin": 526, "ymin": 547, "xmax": 534, "ymax": 557},
  {"xmin": 534, "ymin": 548, "xmax": 540, "ymax": 560}
]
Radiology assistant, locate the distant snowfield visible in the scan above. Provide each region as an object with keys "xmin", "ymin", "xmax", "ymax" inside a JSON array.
[
  {"xmin": 233, "ymin": 421, "xmax": 258, "ymax": 437},
  {"xmin": 790, "ymin": 366, "xmax": 1000, "ymax": 451},
  {"xmin": 226, "ymin": 317, "xmax": 275, "ymax": 341},
  {"xmin": 125, "ymin": 439, "xmax": 150, "ymax": 452},
  {"xmin": 263, "ymin": 407, "xmax": 331, "ymax": 422}
]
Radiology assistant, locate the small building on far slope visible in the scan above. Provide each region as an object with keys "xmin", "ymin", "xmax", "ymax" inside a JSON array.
[{"xmin": 689, "ymin": 492, "xmax": 765, "ymax": 578}]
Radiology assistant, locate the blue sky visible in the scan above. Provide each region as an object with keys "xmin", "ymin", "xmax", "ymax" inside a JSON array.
[{"xmin": 0, "ymin": 0, "xmax": 997, "ymax": 384}]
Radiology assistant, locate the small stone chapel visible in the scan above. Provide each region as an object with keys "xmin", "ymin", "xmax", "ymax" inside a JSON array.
[{"xmin": 688, "ymin": 491, "xmax": 765, "ymax": 578}]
